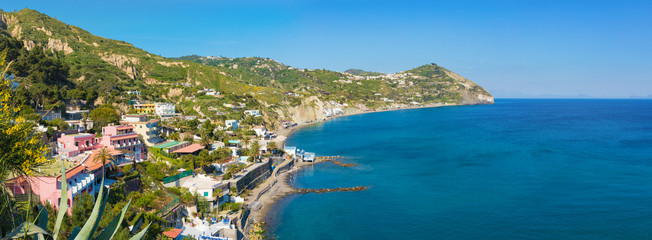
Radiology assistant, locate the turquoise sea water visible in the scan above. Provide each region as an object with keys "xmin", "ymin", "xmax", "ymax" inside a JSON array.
[{"xmin": 266, "ymin": 99, "xmax": 652, "ymax": 240}]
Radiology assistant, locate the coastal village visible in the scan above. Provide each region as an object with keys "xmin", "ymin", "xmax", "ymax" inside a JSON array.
[
  {"xmin": 4, "ymin": 91, "xmax": 352, "ymax": 240},
  {"xmin": 0, "ymin": 8, "xmax": 494, "ymax": 240},
  {"xmin": 0, "ymin": 68, "xmax": 482, "ymax": 240}
]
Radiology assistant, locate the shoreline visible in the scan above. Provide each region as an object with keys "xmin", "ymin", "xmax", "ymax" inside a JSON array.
[
  {"xmin": 245, "ymin": 102, "xmax": 482, "ymax": 233},
  {"xmin": 274, "ymin": 102, "xmax": 469, "ymax": 145}
]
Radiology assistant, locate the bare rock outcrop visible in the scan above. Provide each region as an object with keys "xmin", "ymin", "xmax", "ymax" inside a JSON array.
[
  {"xmin": 100, "ymin": 53, "xmax": 141, "ymax": 79},
  {"xmin": 275, "ymin": 96, "xmax": 328, "ymax": 123},
  {"xmin": 34, "ymin": 26, "xmax": 52, "ymax": 36},
  {"xmin": 23, "ymin": 40, "xmax": 36, "ymax": 50},
  {"xmin": 157, "ymin": 61, "xmax": 188, "ymax": 68},
  {"xmin": 47, "ymin": 38, "xmax": 74, "ymax": 54}
]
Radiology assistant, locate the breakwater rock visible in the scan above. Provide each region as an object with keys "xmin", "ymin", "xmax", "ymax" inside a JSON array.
[
  {"xmin": 295, "ymin": 186, "xmax": 368, "ymax": 194},
  {"xmin": 315, "ymin": 156, "xmax": 358, "ymax": 167}
]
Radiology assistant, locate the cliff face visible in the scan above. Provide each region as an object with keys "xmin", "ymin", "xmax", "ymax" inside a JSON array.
[
  {"xmin": 277, "ymin": 97, "xmax": 328, "ymax": 123},
  {"xmin": 442, "ymin": 69, "xmax": 494, "ymax": 104}
]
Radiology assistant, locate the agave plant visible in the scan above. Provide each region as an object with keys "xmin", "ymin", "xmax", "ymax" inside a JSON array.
[{"xmin": 2, "ymin": 163, "xmax": 149, "ymax": 240}]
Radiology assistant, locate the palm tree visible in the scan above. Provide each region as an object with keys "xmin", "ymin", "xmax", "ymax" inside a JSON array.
[
  {"xmin": 267, "ymin": 141, "xmax": 277, "ymax": 153},
  {"xmin": 94, "ymin": 147, "xmax": 116, "ymax": 172},
  {"xmin": 199, "ymin": 133, "xmax": 212, "ymax": 149},
  {"xmin": 250, "ymin": 141, "xmax": 261, "ymax": 162}
]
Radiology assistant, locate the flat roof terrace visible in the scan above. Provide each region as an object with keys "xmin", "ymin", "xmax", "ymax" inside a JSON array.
[
  {"xmin": 152, "ymin": 141, "xmax": 180, "ymax": 149},
  {"xmin": 153, "ymin": 141, "xmax": 189, "ymax": 149}
]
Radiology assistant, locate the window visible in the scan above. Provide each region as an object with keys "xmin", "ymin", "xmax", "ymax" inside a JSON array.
[
  {"xmin": 204, "ymin": 192, "xmax": 209, "ymax": 197},
  {"xmin": 75, "ymin": 142, "xmax": 78, "ymax": 147},
  {"xmin": 86, "ymin": 140, "xmax": 89, "ymax": 146}
]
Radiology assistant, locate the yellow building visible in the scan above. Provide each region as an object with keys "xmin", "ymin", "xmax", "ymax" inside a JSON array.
[{"xmin": 134, "ymin": 103, "xmax": 155, "ymax": 114}]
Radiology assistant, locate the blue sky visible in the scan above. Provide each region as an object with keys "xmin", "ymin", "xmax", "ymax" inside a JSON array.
[{"xmin": 3, "ymin": 0, "xmax": 651, "ymax": 98}]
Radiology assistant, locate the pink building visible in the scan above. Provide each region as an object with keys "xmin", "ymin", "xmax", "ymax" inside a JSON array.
[
  {"xmin": 57, "ymin": 133, "xmax": 100, "ymax": 158},
  {"xmin": 100, "ymin": 125, "xmax": 146, "ymax": 162},
  {"xmin": 7, "ymin": 149, "xmax": 124, "ymax": 212},
  {"xmin": 56, "ymin": 124, "xmax": 147, "ymax": 163}
]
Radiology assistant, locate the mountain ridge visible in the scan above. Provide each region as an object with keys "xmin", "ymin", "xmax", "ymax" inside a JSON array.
[{"xmin": 0, "ymin": 8, "xmax": 493, "ymax": 126}]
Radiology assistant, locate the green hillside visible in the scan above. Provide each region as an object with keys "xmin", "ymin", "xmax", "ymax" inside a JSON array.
[{"xmin": 0, "ymin": 8, "xmax": 493, "ymax": 126}]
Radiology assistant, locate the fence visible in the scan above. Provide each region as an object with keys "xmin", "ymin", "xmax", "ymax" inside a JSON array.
[
  {"xmin": 163, "ymin": 170, "xmax": 193, "ymax": 184},
  {"xmin": 157, "ymin": 192, "xmax": 180, "ymax": 217},
  {"xmin": 254, "ymin": 178, "xmax": 277, "ymax": 202}
]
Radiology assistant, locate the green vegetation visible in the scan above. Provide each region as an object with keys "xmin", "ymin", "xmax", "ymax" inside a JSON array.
[
  {"xmin": 222, "ymin": 163, "xmax": 246, "ymax": 180},
  {"xmin": 0, "ymin": 50, "xmax": 50, "ymax": 236},
  {"xmin": 2, "ymin": 164, "xmax": 150, "ymax": 240},
  {"xmin": 218, "ymin": 202, "xmax": 242, "ymax": 212},
  {"xmin": 89, "ymin": 105, "xmax": 119, "ymax": 132},
  {"xmin": 1, "ymin": 8, "xmax": 491, "ymax": 137},
  {"xmin": 0, "ymin": 7, "xmax": 493, "ymax": 240},
  {"xmin": 344, "ymin": 68, "xmax": 385, "ymax": 76}
]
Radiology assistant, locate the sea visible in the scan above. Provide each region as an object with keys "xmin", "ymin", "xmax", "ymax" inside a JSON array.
[{"xmin": 265, "ymin": 99, "xmax": 652, "ymax": 240}]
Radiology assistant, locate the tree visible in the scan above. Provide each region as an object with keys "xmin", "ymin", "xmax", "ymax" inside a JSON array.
[
  {"xmin": 46, "ymin": 126, "xmax": 55, "ymax": 141},
  {"xmin": 72, "ymin": 193, "xmax": 95, "ymax": 226},
  {"xmin": 90, "ymin": 105, "xmax": 119, "ymax": 132},
  {"xmin": 201, "ymin": 121, "xmax": 215, "ymax": 139},
  {"xmin": 199, "ymin": 133, "xmax": 212, "ymax": 149},
  {"xmin": 0, "ymin": 50, "xmax": 47, "ymax": 236},
  {"xmin": 169, "ymin": 132, "xmax": 180, "ymax": 141},
  {"xmin": 181, "ymin": 154, "xmax": 195, "ymax": 170},
  {"xmin": 3, "ymin": 164, "xmax": 150, "ymax": 240},
  {"xmin": 0, "ymin": 54, "xmax": 48, "ymax": 179},
  {"xmin": 95, "ymin": 147, "xmax": 117, "ymax": 172},
  {"xmin": 250, "ymin": 140, "xmax": 261, "ymax": 161},
  {"xmin": 267, "ymin": 141, "xmax": 277, "ymax": 153},
  {"xmin": 197, "ymin": 149, "xmax": 212, "ymax": 168},
  {"xmin": 210, "ymin": 148, "xmax": 231, "ymax": 161},
  {"xmin": 49, "ymin": 118, "xmax": 69, "ymax": 130},
  {"xmin": 185, "ymin": 119, "xmax": 200, "ymax": 133}
]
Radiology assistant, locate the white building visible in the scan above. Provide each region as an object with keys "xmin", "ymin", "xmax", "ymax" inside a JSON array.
[
  {"xmin": 126, "ymin": 90, "xmax": 141, "ymax": 95},
  {"xmin": 121, "ymin": 114, "xmax": 144, "ymax": 123},
  {"xmin": 198, "ymin": 88, "xmax": 219, "ymax": 96},
  {"xmin": 253, "ymin": 126, "xmax": 267, "ymax": 137},
  {"xmin": 163, "ymin": 174, "xmax": 223, "ymax": 211},
  {"xmin": 38, "ymin": 110, "xmax": 62, "ymax": 121},
  {"xmin": 120, "ymin": 115, "xmax": 164, "ymax": 146},
  {"xmin": 303, "ymin": 152, "xmax": 316, "ymax": 162},
  {"xmin": 225, "ymin": 120, "xmax": 238, "ymax": 130},
  {"xmin": 155, "ymin": 103, "xmax": 176, "ymax": 117},
  {"xmin": 66, "ymin": 110, "xmax": 89, "ymax": 120},
  {"xmin": 181, "ymin": 174, "xmax": 222, "ymax": 201},
  {"xmin": 283, "ymin": 146, "xmax": 297, "ymax": 158},
  {"xmin": 244, "ymin": 110, "xmax": 261, "ymax": 117},
  {"xmin": 65, "ymin": 119, "xmax": 93, "ymax": 132}
]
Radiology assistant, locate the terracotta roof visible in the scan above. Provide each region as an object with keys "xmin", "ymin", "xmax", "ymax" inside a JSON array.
[
  {"xmin": 116, "ymin": 125, "xmax": 133, "ymax": 129},
  {"xmin": 172, "ymin": 143, "xmax": 204, "ymax": 154},
  {"xmin": 162, "ymin": 228, "xmax": 182, "ymax": 238},
  {"xmin": 109, "ymin": 134, "xmax": 139, "ymax": 141},
  {"xmin": 57, "ymin": 164, "xmax": 84, "ymax": 181}
]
